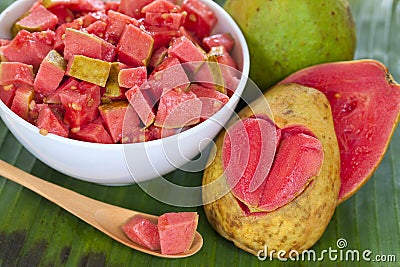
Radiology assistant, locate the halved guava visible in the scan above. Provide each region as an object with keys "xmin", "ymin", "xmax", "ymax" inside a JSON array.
[{"xmin": 280, "ymin": 59, "xmax": 400, "ymax": 203}]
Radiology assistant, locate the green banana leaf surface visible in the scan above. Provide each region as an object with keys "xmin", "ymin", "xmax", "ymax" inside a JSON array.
[{"xmin": 0, "ymin": 0, "xmax": 399, "ymax": 266}]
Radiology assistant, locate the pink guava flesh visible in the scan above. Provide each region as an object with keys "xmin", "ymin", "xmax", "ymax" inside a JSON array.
[
  {"xmin": 222, "ymin": 117, "xmax": 280, "ymax": 207},
  {"xmin": 158, "ymin": 212, "xmax": 199, "ymax": 255},
  {"xmin": 258, "ymin": 127, "xmax": 324, "ymax": 211},
  {"xmin": 222, "ymin": 117, "xmax": 324, "ymax": 212},
  {"xmin": 122, "ymin": 215, "xmax": 161, "ymax": 251},
  {"xmin": 280, "ymin": 60, "xmax": 400, "ymax": 201}
]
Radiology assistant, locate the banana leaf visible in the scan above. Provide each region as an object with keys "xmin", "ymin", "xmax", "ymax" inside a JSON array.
[{"xmin": 0, "ymin": 0, "xmax": 399, "ymax": 266}]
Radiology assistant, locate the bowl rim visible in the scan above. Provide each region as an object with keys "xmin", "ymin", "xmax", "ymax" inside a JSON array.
[{"xmin": 0, "ymin": 0, "xmax": 250, "ymax": 150}]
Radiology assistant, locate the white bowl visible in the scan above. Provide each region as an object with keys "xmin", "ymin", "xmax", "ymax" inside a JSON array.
[{"xmin": 0, "ymin": 0, "xmax": 249, "ymax": 184}]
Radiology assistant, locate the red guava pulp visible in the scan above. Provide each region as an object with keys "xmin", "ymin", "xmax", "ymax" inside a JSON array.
[
  {"xmin": 280, "ymin": 59, "xmax": 400, "ymax": 202},
  {"xmin": 222, "ymin": 116, "xmax": 324, "ymax": 212}
]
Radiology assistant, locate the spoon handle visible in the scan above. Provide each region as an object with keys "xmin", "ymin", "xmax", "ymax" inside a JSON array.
[
  {"xmin": 0, "ymin": 159, "xmax": 111, "ymax": 226},
  {"xmin": 0, "ymin": 159, "xmax": 204, "ymax": 258}
]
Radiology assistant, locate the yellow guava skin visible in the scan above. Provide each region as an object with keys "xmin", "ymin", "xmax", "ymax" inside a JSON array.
[{"xmin": 224, "ymin": 0, "xmax": 357, "ymax": 90}]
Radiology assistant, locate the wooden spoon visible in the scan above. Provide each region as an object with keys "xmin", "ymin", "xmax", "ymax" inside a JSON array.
[{"xmin": 0, "ymin": 159, "xmax": 203, "ymax": 258}]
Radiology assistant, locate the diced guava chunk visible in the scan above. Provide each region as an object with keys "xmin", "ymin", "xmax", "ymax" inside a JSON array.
[
  {"xmin": 0, "ymin": 62, "xmax": 34, "ymax": 86},
  {"xmin": 63, "ymin": 28, "xmax": 116, "ymax": 62},
  {"xmin": 45, "ymin": 77, "xmax": 79, "ymax": 104},
  {"xmin": 141, "ymin": 0, "xmax": 181, "ymax": 13},
  {"xmin": 36, "ymin": 104, "xmax": 69, "ymax": 137},
  {"xmin": 118, "ymin": 0, "xmax": 152, "ymax": 18},
  {"xmin": 105, "ymin": 10, "xmax": 138, "ymax": 45},
  {"xmin": 103, "ymin": 62, "xmax": 129, "ymax": 100},
  {"xmin": 14, "ymin": 4, "xmax": 58, "ymax": 32},
  {"xmin": 70, "ymin": 117, "xmax": 113, "ymax": 144},
  {"xmin": 58, "ymin": 81, "xmax": 100, "ymax": 129},
  {"xmin": 98, "ymin": 101, "xmax": 140, "ymax": 143},
  {"xmin": 0, "ymin": 85, "xmax": 16, "ymax": 107},
  {"xmin": 168, "ymin": 36, "xmax": 206, "ymax": 62},
  {"xmin": 66, "ymin": 55, "xmax": 111, "ymax": 87},
  {"xmin": 202, "ymin": 33, "xmax": 235, "ymax": 52},
  {"xmin": 125, "ymin": 85, "xmax": 155, "ymax": 127},
  {"xmin": 154, "ymin": 88, "xmax": 202, "ymax": 129},
  {"xmin": 147, "ymin": 57, "xmax": 190, "ymax": 101},
  {"xmin": 158, "ymin": 212, "xmax": 199, "ymax": 255},
  {"xmin": 118, "ymin": 66, "xmax": 147, "ymax": 88},
  {"xmin": 181, "ymin": 0, "xmax": 217, "ymax": 40},
  {"xmin": 190, "ymin": 84, "xmax": 229, "ymax": 120},
  {"xmin": 122, "ymin": 215, "xmax": 161, "ymax": 251},
  {"xmin": 1, "ymin": 30, "xmax": 55, "ymax": 70},
  {"xmin": 10, "ymin": 85, "xmax": 35, "ymax": 120},
  {"xmin": 34, "ymin": 50, "xmax": 66, "ymax": 96},
  {"xmin": 117, "ymin": 24, "xmax": 154, "ymax": 67}
]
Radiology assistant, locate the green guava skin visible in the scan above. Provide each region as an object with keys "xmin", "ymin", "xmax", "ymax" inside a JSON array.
[{"xmin": 224, "ymin": 0, "xmax": 357, "ymax": 90}]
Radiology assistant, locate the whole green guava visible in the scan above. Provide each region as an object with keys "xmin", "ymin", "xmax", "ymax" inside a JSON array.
[{"xmin": 224, "ymin": 0, "xmax": 357, "ymax": 90}]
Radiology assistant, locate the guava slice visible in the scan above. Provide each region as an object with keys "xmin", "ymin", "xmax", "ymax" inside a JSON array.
[
  {"xmin": 280, "ymin": 59, "xmax": 400, "ymax": 203},
  {"xmin": 222, "ymin": 116, "xmax": 324, "ymax": 211},
  {"xmin": 258, "ymin": 126, "xmax": 324, "ymax": 211},
  {"xmin": 222, "ymin": 117, "xmax": 279, "ymax": 208}
]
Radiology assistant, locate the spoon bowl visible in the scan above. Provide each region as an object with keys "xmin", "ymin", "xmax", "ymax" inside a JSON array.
[{"xmin": 0, "ymin": 159, "xmax": 203, "ymax": 258}]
